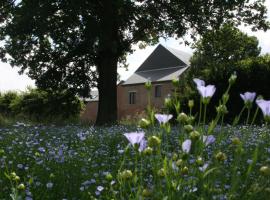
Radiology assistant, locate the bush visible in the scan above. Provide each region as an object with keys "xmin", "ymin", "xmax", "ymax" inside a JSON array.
[
  {"xmin": 0, "ymin": 88, "xmax": 84, "ymax": 123},
  {"xmin": 0, "ymin": 91, "xmax": 20, "ymax": 116}
]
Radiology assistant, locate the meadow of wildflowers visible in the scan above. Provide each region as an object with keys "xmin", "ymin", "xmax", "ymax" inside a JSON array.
[{"xmin": 1, "ymin": 75, "xmax": 270, "ymax": 199}]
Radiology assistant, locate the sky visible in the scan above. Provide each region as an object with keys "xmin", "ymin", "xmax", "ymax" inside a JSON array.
[{"xmin": 0, "ymin": 1, "xmax": 270, "ymax": 92}]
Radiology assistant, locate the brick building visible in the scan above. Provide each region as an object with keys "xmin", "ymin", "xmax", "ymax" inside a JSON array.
[{"xmin": 81, "ymin": 44, "xmax": 191, "ymax": 123}]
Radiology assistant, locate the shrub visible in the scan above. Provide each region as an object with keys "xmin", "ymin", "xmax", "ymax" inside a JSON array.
[{"xmin": 0, "ymin": 88, "xmax": 84, "ymax": 123}]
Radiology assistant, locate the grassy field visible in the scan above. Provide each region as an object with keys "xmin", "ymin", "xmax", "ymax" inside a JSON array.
[{"xmin": 0, "ymin": 123, "xmax": 270, "ymax": 200}]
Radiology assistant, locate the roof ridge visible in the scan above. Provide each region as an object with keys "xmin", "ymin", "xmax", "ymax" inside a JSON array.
[{"xmin": 136, "ymin": 65, "xmax": 184, "ymax": 73}]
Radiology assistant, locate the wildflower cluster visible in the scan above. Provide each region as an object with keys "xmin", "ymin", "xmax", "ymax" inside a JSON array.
[{"xmin": 0, "ymin": 74, "xmax": 270, "ymax": 199}]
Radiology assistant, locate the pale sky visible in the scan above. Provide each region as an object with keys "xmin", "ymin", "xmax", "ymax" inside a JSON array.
[{"xmin": 1, "ymin": 1, "xmax": 270, "ymax": 92}]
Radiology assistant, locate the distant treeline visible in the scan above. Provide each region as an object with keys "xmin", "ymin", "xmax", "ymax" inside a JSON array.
[{"xmin": 0, "ymin": 88, "xmax": 84, "ymax": 125}]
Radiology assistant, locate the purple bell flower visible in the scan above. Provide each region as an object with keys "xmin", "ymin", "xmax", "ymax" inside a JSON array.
[
  {"xmin": 193, "ymin": 78, "xmax": 205, "ymax": 87},
  {"xmin": 240, "ymin": 92, "xmax": 256, "ymax": 103},
  {"xmin": 197, "ymin": 85, "xmax": 216, "ymax": 98},
  {"xmin": 182, "ymin": 139, "xmax": 191, "ymax": 153},
  {"xmin": 256, "ymin": 99, "xmax": 270, "ymax": 117},
  {"xmin": 155, "ymin": 114, "xmax": 173, "ymax": 124},
  {"xmin": 124, "ymin": 132, "xmax": 147, "ymax": 152},
  {"xmin": 203, "ymin": 135, "xmax": 216, "ymax": 146},
  {"xmin": 193, "ymin": 78, "xmax": 216, "ymax": 98}
]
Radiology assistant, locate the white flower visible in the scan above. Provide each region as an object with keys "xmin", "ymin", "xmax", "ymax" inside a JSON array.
[
  {"xmin": 197, "ymin": 85, "xmax": 216, "ymax": 98},
  {"xmin": 155, "ymin": 114, "xmax": 173, "ymax": 124},
  {"xmin": 124, "ymin": 132, "xmax": 147, "ymax": 152},
  {"xmin": 46, "ymin": 182, "xmax": 53, "ymax": 189},
  {"xmin": 240, "ymin": 92, "xmax": 256, "ymax": 103},
  {"xmin": 203, "ymin": 135, "xmax": 216, "ymax": 146},
  {"xmin": 182, "ymin": 139, "xmax": 192, "ymax": 153},
  {"xmin": 256, "ymin": 99, "xmax": 270, "ymax": 117},
  {"xmin": 193, "ymin": 78, "xmax": 216, "ymax": 98},
  {"xmin": 193, "ymin": 78, "xmax": 205, "ymax": 87},
  {"xmin": 97, "ymin": 186, "xmax": 104, "ymax": 192}
]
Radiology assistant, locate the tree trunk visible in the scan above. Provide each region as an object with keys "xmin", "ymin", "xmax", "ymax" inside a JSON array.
[
  {"xmin": 95, "ymin": 0, "xmax": 119, "ymax": 126},
  {"xmin": 95, "ymin": 56, "xmax": 118, "ymax": 126}
]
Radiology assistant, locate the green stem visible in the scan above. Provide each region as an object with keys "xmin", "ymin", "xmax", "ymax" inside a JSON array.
[
  {"xmin": 203, "ymin": 103, "xmax": 207, "ymax": 125},
  {"xmin": 221, "ymin": 114, "xmax": 224, "ymax": 132},
  {"xmin": 233, "ymin": 106, "xmax": 245, "ymax": 126},
  {"xmin": 246, "ymin": 108, "xmax": 250, "ymax": 125},
  {"xmin": 198, "ymin": 98, "xmax": 202, "ymax": 125},
  {"xmin": 251, "ymin": 107, "xmax": 259, "ymax": 126}
]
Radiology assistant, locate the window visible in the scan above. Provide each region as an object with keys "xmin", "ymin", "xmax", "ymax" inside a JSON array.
[
  {"xmin": 155, "ymin": 85, "xmax": 162, "ymax": 97},
  {"xmin": 129, "ymin": 91, "xmax": 136, "ymax": 104}
]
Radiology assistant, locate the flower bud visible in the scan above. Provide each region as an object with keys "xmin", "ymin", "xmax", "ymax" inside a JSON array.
[
  {"xmin": 216, "ymin": 105, "xmax": 228, "ymax": 115},
  {"xmin": 172, "ymin": 153, "xmax": 178, "ymax": 161},
  {"xmin": 0, "ymin": 149, "xmax": 4, "ymax": 156},
  {"xmin": 143, "ymin": 147, "xmax": 153, "ymax": 155},
  {"xmin": 164, "ymin": 97, "xmax": 172, "ymax": 108},
  {"xmin": 177, "ymin": 112, "xmax": 188, "ymax": 124},
  {"xmin": 196, "ymin": 156, "xmax": 204, "ymax": 166},
  {"xmin": 106, "ymin": 173, "xmax": 113, "ymax": 181},
  {"xmin": 222, "ymin": 94, "xmax": 229, "ymax": 103},
  {"xmin": 215, "ymin": 152, "xmax": 227, "ymax": 162},
  {"xmin": 176, "ymin": 159, "xmax": 183, "ymax": 167},
  {"xmin": 49, "ymin": 173, "xmax": 55, "ymax": 179},
  {"xmin": 188, "ymin": 100, "xmax": 194, "ymax": 108},
  {"xmin": 181, "ymin": 166, "xmax": 189, "ymax": 175},
  {"xmin": 10, "ymin": 172, "xmax": 16, "ymax": 179},
  {"xmin": 35, "ymin": 152, "xmax": 40, "ymax": 157},
  {"xmin": 231, "ymin": 137, "xmax": 241, "ymax": 145},
  {"xmin": 229, "ymin": 74, "xmax": 237, "ymax": 85},
  {"xmin": 15, "ymin": 176, "xmax": 20, "ymax": 181},
  {"xmin": 187, "ymin": 116, "xmax": 195, "ymax": 124},
  {"xmin": 119, "ymin": 170, "xmax": 133, "ymax": 180},
  {"xmin": 260, "ymin": 166, "xmax": 270, "ymax": 176},
  {"xmin": 145, "ymin": 80, "xmax": 152, "ymax": 90},
  {"xmin": 157, "ymin": 168, "xmax": 166, "ymax": 177},
  {"xmin": 139, "ymin": 118, "xmax": 151, "ymax": 129},
  {"xmin": 171, "ymin": 181, "xmax": 177, "ymax": 190},
  {"xmin": 190, "ymin": 130, "xmax": 200, "ymax": 140},
  {"xmin": 148, "ymin": 136, "xmax": 161, "ymax": 148},
  {"xmin": 142, "ymin": 188, "xmax": 152, "ymax": 197},
  {"xmin": 17, "ymin": 183, "xmax": 25, "ymax": 190},
  {"xmin": 184, "ymin": 125, "xmax": 193, "ymax": 133}
]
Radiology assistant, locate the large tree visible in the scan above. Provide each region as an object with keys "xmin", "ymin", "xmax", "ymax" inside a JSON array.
[
  {"xmin": 188, "ymin": 23, "xmax": 261, "ymax": 82},
  {"xmin": 185, "ymin": 24, "xmax": 269, "ymax": 121},
  {"xmin": 0, "ymin": 0, "xmax": 269, "ymax": 125}
]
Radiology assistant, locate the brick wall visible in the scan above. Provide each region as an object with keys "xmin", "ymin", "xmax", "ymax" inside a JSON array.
[
  {"xmin": 80, "ymin": 81, "xmax": 174, "ymax": 123},
  {"xmin": 118, "ymin": 81, "xmax": 174, "ymax": 120},
  {"xmin": 80, "ymin": 101, "xmax": 98, "ymax": 123}
]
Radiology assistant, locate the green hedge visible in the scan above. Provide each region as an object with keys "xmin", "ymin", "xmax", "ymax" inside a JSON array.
[{"xmin": 0, "ymin": 88, "xmax": 84, "ymax": 123}]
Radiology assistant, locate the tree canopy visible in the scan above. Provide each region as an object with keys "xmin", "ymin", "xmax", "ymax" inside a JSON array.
[
  {"xmin": 186, "ymin": 24, "xmax": 270, "ymax": 121},
  {"xmin": 188, "ymin": 23, "xmax": 261, "ymax": 81},
  {"xmin": 0, "ymin": 0, "xmax": 269, "ymax": 124}
]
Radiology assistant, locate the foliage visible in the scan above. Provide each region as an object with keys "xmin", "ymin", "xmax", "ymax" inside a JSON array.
[
  {"xmin": 189, "ymin": 24, "xmax": 261, "ymax": 81},
  {"xmin": 184, "ymin": 25, "xmax": 270, "ymax": 121},
  {"xmin": 0, "ymin": 88, "xmax": 84, "ymax": 123},
  {"xmin": 0, "ymin": 91, "xmax": 20, "ymax": 116},
  {"xmin": 0, "ymin": 0, "xmax": 269, "ymax": 124}
]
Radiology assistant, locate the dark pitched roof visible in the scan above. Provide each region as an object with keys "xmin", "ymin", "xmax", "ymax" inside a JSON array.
[
  {"xmin": 123, "ymin": 67, "xmax": 189, "ymax": 85},
  {"xmin": 123, "ymin": 44, "xmax": 191, "ymax": 85}
]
